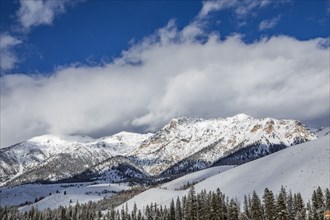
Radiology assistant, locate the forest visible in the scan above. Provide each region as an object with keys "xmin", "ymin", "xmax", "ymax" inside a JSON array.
[{"xmin": 1, "ymin": 186, "xmax": 329, "ymax": 220}]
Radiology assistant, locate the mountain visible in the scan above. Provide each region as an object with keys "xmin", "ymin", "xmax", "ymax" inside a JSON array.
[
  {"xmin": 122, "ymin": 135, "xmax": 330, "ymax": 212},
  {"xmin": 0, "ymin": 132, "xmax": 153, "ymax": 186},
  {"xmin": 130, "ymin": 114, "xmax": 316, "ymax": 175},
  {"xmin": 0, "ymin": 114, "xmax": 316, "ymax": 186}
]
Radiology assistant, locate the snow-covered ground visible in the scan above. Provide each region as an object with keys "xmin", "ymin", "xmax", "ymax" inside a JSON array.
[
  {"xmin": 121, "ymin": 135, "xmax": 330, "ymax": 212},
  {"xmin": 160, "ymin": 165, "xmax": 234, "ymax": 190},
  {"xmin": 314, "ymin": 126, "xmax": 330, "ymax": 137},
  {"xmin": 0, "ymin": 182, "xmax": 130, "ymax": 211}
]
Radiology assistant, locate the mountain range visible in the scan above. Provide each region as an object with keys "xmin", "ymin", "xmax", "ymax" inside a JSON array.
[{"xmin": 0, "ymin": 114, "xmax": 317, "ymax": 187}]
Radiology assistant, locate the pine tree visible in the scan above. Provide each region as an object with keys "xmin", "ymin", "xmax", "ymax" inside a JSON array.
[
  {"xmin": 311, "ymin": 187, "xmax": 325, "ymax": 220},
  {"xmin": 182, "ymin": 195, "xmax": 188, "ymax": 220},
  {"xmin": 293, "ymin": 192, "xmax": 305, "ymax": 220},
  {"xmin": 138, "ymin": 210, "xmax": 142, "ymax": 220},
  {"xmin": 145, "ymin": 205, "xmax": 152, "ymax": 220},
  {"xmin": 325, "ymin": 188, "xmax": 330, "ymax": 211},
  {"xmin": 169, "ymin": 199, "xmax": 175, "ymax": 220},
  {"xmin": 228, "ymin": 199, "xmax": 239, "ymax": 220},
  {"xmin": 276, "ymin": 188, "xmax": 288, "ymax": 220},
  {"xmin": 132, "ymin": 203, "xmax": 138, "ymax": 220},
  {"xmin": 210, "ymin": 191, "xmax": 219, "ymax": 220},
  {"xmin": 57, "ymin": 206, "xmax": 66, "ymax": 220},
  {"xmin": 243, "ymin": 195, "xmax": 251, "ymax": 219},
  {"xmin": 197, "ymin": 190, "xmax": 208, "ymax": 220},
  {"xmin": 263, "ymin": 188, "xmax": 275, "ymax": 220},
  {"xmin": 287, "ymin": 191, "xmax": 294, "ymax": 220},
  {"xmin": 187, "ymin": 186, "xmax": 198, "ymax": 220},
  {"xmin": 175, "ymin": 197, "xmax": 182, "ymax": 220},
  {"xmin": 251, "ymin": 191, "xmax": 263, "ymax": 220}
]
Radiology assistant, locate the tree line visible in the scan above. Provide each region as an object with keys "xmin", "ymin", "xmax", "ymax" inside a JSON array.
[{"xmin": 1, "ymin": 186, "xmax": 329, "ymax": 220}]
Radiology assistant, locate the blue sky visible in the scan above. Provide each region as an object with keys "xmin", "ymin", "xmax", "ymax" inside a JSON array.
[
  {"xmin": 1, "ymin": 0, "xmax": 328, "ymax": 73},
  {"xmin": 0, "ymin": 0, "xmax": 329, "ymax": 147}
]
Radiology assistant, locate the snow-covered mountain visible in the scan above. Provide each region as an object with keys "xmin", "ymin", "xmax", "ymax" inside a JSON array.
[
  {"xmin": 130, "ymin": 114, "xmax": 316, "ymax": 175},
  {"xmin": 122, "ymin": 135, "xmax": 330, "ymax": 212},
  {"xmin": 0, "ymin": 132, "xmax": 153, "ymax": 186},
  {"xmin": 0, "ymin": 114, "xmax": 316, "ymax": 186}
]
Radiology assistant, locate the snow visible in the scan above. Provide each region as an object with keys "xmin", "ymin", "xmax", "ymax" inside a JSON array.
[
  {"xmin": 0, "ymin": 182, "xmax": 130, "ymax": 211},
  {"xmin": 313, "ymin": 126, "xmax": 330, "ymax": 137},
  {"xmin": 1, "ymin": 132, "xmax": 153, "ymax": 185},
  {"xmin": 160, "ymin": 166, "xmax": 235, "ymax": 190},
  {"xmin": 121, "ymin": 136, "xmax": 330, "ymax": 212},
  {"xmin": 131, "ymin": 114, "xmax": 316, "ymax": 175}
]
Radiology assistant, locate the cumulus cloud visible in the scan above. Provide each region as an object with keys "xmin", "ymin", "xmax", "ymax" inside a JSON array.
[
  {"xmin": 1, "ymin": 21, "xmax": 329, "ymax": 147},
  {"xmin": 0, "ymin": 34, "xmax": 22, "ymax": 71},
  {"xmin": 259, "ymin": 16, "xmax": 281, "ymax": 31},
  {"xmin": 17, "ymin": 0, "xmax": 72, "ymax": 30}
]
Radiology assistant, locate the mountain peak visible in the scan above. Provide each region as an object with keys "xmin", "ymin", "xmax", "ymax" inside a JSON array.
[
  {"xmin": 229, "ymin": 113, "xmax": 253, "ymax": 121},
  {"xmin": 28, "ymin": 134, "xmax": 95, "ymax": 145}
]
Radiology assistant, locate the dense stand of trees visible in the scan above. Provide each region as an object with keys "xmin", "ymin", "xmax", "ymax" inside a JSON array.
[{"xmin": 1, "ymin": 186, "xmax": 329, "ymax": 220}]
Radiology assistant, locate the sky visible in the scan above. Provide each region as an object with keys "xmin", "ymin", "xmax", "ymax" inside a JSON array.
[{"xmin": 0, "ymin": 0, "xmax": 329, "ymax": 148}]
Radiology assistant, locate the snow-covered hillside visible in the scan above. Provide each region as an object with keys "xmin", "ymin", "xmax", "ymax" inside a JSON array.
[
  {"xmin": 122, "ymin": 135, "xmax": 330, "ymax": 212},
  {"xmin": 314, "ymin": 126, "xmax": 330, "ymax": 137},
  {"xmin": 131, "ymin": 114, "xmax": 316, "ymax": 175},
  {"xmin": 0, "ymin": 181, "xmax": 130, "ymax": 211}
]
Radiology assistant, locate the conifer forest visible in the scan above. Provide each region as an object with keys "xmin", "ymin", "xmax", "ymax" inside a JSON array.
[{"xmin": 1, "ymin": 186, "xmax": 329, "ymax": 220}]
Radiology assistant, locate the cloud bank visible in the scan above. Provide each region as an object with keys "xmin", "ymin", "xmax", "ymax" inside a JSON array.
[{"xmin": 1, "ymin": 20, "xmax": 329, "ymax": 147}]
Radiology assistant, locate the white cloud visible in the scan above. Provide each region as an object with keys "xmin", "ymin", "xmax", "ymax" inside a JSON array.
[
  {"xmin": 17, "ymin": 0, "xmax": 71, "ymax": 30},
  {"xmin": 0, "ymin": 0, "xmax": 77, "ymax": 71},
  {"xmin": 0, "ymin": 34, "xmax": 22, "ymax": 71},
  {"xmin": 1, "ymin": 22, "xmax": 329, "ymax": 147},
  {"xmin": 259, "ymin": 16, "xmax": 281, "ymax": 31},
  {"xmin": 198, "ymin": 0, "xmax": 272, "ymax": 19}
]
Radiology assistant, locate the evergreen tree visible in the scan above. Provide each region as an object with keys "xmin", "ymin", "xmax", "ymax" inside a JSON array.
[
  {"xmin": 263, "ymin": 188, "xmax": 276, "ymax": 220},
  {"xmin": 251, "ymin": 191, "xmax": 263, "ymax": 220},
  {"xmin": 287, "ymin": 191, "xmax": 294, "ymax": 220},
  {"xmin": 293, "ymin": 192, "xmax": 306, "ymax": 220},
  {"xmin": 228, "ymin": 199, "xmax": 239, "ymax": 220},
  {"xmin": 169, "ymin": 199, "xmax": 175, "ymax": 220},
  {"xmin": 175, "ymin": 197, "xmax": 182, "ymax": 220},
  {"xmin": 182, "ymin": 195, "xmax": 188, "ymax": 220},
  {"xmin": 138, "ymin": 210, "xmax": 142, "ymax": 220},
  {"xmin": 325, "ymin": 188, "xmax": 330, "ymax": 211},
  {"xmin": 276, "ymin": 189, "xmax": 288, "ymax": 220},
  {"xmin": 57, "ymin": 206, "xmax": 66, "ymax": 220},
  {"xmin": 187, "ymin": 186, "xmax": 198, "ymax": 220},
  {"xmin": 243, "ymin": 195, "xmax": 251, "ymax": 219},
  {"xmin": 311, "ymin": 187, "xmax": 325, "ymax": 220}
]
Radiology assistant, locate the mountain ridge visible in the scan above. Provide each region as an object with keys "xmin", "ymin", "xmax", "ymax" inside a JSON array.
[{"xmin": 0, "ymin": 114, "xmax": 317, "ymax": 186}]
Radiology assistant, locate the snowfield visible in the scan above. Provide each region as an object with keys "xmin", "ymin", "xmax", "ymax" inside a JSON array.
[
  {"xmin": 0, "ymin": 182, "xmax": 130, "ymax": 211},
  {"xmin": 121, "ymin": 135, "xmax": 330, "ymax": 212},
  {"xmin": 160, "ymin": 165, "xmax": 235, "ymax": 190}
]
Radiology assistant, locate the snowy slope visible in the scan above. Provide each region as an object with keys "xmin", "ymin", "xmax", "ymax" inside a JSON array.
[
  {"xmin": 314, "ymin": 126, "xmax": 330, "ymax": 137},
  {"xmin": 122, "ymin": 135, "xmax": 330, "ymax": 212},
  {"xmin": 0, "ymin": 182, "xmax": 130, "ymax": 210},
  {"xmin": 160, "ymin": 165, "xmax": 234, "ymax": 190},
  {"xmin": 131, "ymin": 114, "xmax": 316, "ymax": 175},
  {"xmin": 17, "ymin": 183, "xmax": 130, "ymax": 212}
]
